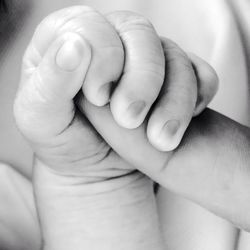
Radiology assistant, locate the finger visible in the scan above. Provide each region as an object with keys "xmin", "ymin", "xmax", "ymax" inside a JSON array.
[
  {"xmin": 147, "ymin": 38, "xmax": 197, "ymax": 151},
  {"xmin": 188, "ymin": 52, "xmax": 219, "ymax": 116},
  {"xmin": 106, "ymin": 11, "xmax": 165, "ymax": 129},
  {"xmin": 14, "ymin": 32, "xmax": 91, "ymax": 141},
  {"xmin": 31, "ymin": 6, "xmax": 124, "ymax": 106},
  {"xmin": 157, "ymin": 188, "xmax": 238, "ymax": 250},
  {"xmin": 82, "ymin": 99, "xmax": 250, "ymax": 231}
]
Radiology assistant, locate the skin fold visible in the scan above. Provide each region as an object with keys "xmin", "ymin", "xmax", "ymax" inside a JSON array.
[
  {"xmin": 14, "ymin": 6, "xmax": 165, "ymax": 250},
  {"xmin": 13, "ymin": 5, "xmax": 220, "ymax": 250},
  {"xmin": 83, "ymin": 96, "xmax": 250, "ymax": 231}
]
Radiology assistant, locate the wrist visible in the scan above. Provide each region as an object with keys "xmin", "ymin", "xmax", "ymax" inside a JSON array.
[{"xmin": 33, "ymin": 159, "xmax": 164, "ymax": 250}]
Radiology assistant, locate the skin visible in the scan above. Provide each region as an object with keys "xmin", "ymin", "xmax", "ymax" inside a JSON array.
[
  {"xmin": 2, "ymin": 0, "xmax": 248, "ymax": 249},
  {"xmin": 84, "ymin": 101, "xmax": 250, "ymax": 231},
  {"xmin": 13, "ymin": 5, "xmax": 219, "ymax": 250}
]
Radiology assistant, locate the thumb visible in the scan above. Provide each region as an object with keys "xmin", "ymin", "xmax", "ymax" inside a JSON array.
[{"xmin": 14, "ymin": 32, "xmax": 91, "ymax": 142}]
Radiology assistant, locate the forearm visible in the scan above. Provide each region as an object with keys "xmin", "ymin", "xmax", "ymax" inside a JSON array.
[{"xmin": 33, "ymin": 160, "xmax": 164, "ymax": 250}]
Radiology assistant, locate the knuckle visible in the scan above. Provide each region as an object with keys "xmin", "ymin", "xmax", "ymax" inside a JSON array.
[
  {"xmin": 168, "ymin": 51, "xmax": 190, "ymax": 70},
  {"xmin": 162, "ymin": 41, "xmax": 193, "ymax": 76},
  {"xmin": 108, "ymin": 11, "xmax": 154, "ymax": 33},
  {"xmin": 162, "ymin": 97, "xmax": 190, "ymax": 118},
  {"xmin": 73, "ymin": 5, "xmax": 96, "ymax": 12},
  {"xmin": 37, "ymin": 12, "xmax": 58, "ymax": 32},
  {"xmin": 37, "ymin": 5, "xmax": 97, "ymax": 33}
]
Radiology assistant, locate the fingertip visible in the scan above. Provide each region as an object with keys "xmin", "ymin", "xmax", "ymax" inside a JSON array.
[
  {"xmin": 203, "ymin": 65, "xmax": 219, "ymax": 96},
  {"xmin": 82, "ymin": 81, "xmax": 112, "ymax": 107},
  {"xmin": 189, "ymin": 53, "xmax": 219, "ymax": 93},
  {"xmin": 110, "ymin": 96, "xmax": 148, "ymax": 129},
  {"xmin": 147, "ymin": 119, "xmax": 183, "ymax": 152}
]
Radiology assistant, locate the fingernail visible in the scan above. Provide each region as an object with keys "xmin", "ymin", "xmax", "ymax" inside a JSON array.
[
  {"xmin": 162, "ymin": 120, "xmax": 180, "ymax": 137},
  {"xmin": 56, "ymin": 36, "xmax": 84, "ymax": 71},
  {"xmin": 96, "ymin": 83, "xmax": 112, "ymax": 106},
  {"xmin": 158, "ymin": 119, "xmax": 180, "ymax": 150},
  {"xmin": 124, "ymin": 101, "xmax": 146, "ymax": 127}
]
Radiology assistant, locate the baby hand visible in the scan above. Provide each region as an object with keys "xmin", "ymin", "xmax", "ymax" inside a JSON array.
[
  {"xmin": 14, "ymin": 5, "xmax": 218, "ymax": 249},
  {"xmin": 14, "ymin": 6, "xmax": 167, "ymax": 250}
]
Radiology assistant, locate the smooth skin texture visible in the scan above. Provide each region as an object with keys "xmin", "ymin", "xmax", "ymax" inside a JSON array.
[
  {"xmin": 83, "ymin": 76, "xmax": 250, "ymax": 232},
  {"xmin": 14, "ymin": 5, "xmax": 218, "ymax": 250},
  {"xmin": 16, "ymin": 6, "xmax": 218, "ymax": 152},
  {"xmin": 15, "ymin": 7, "xmax": 164, "ymax": 250}
]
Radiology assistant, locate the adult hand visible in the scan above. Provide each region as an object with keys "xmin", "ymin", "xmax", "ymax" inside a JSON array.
[{"xmin": 83, "ymin": 66, "xmax": 250, "ymax": 232}]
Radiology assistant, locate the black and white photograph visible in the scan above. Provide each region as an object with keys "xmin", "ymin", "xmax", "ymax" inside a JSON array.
[{"xmin": 0, "ymin": 0, "xmax": 250, "ymax": 249}]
